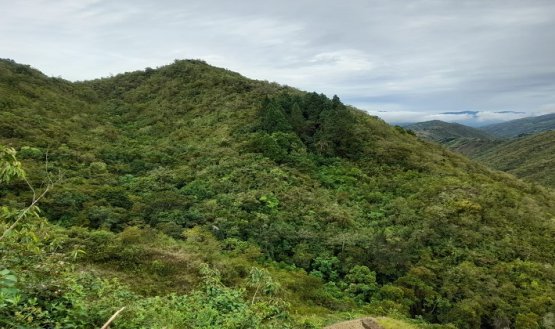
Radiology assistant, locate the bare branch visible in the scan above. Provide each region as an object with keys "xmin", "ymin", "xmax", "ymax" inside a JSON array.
[
  {"xmin": 100, "ymin": 307, "xmax": 125, "ymax": 329},
  {"xmin": 0, "ymin": 183, "xmax": 51, "ymax": 240},
  {"xmin": 23, "ymin": 176, "xmax": 37, "ymax": 203},
  {"xmin": 0, "ymin": 147, "xmax": 60, "ymax": 241}
]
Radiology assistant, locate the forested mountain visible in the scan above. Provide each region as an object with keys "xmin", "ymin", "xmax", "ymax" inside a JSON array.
[
  {"xmin": 471, "ymin": 131, "xmax": 555, "ymax": 188},
  {"xmin": 479, "ymin": 112, "xmax": 555, "ymax": 138},
  {"xmin": 403, "ymin": 120, "xmax": 496, "ymax": 155},
  {"xmin": 404, "ymin": 120, "xmax": 494, "ymax": 143},
  {"xmin": 405, "ymin": 116, "xmax": 555, "ymax": 188},
  {"xmin": 1, "ymin": 58, "xmax": 555, "ymax": 329}
]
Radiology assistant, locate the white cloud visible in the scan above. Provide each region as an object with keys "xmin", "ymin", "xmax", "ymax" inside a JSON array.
[{"xmin": 369, "ymin": 110, "xmax": 553, "ymax": 125}]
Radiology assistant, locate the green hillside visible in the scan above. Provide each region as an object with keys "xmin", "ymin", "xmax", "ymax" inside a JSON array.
[
  {"xmin": 472, "ymin": 131, "xmax": 555, "ymax": 188},
  {"xmin": 403, "ymin": 120, "xmax": 502, "ymax": 157},
  {"xmin": 1, "ymin": 59, "xmax": 555, "ymax": 329},
  {"xmin": 405, "ymin": 119, "xmax": 555, "ymax": 188},
  {"xmin": 405, "ymin": 120, "xmax": 494, "ymax": 145},
  {"xmin": 479, "ymin": 112, "xmax": 555, "ymax": 138}
]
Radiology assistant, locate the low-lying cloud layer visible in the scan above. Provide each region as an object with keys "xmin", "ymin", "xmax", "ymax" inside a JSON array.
[
  {"xmin": 2, "ymin": 0, "xmax": 555, "ymax": 123},
  {"xmin": 368, "ymin": 109, "xmax": 554, "ymax": 126}
]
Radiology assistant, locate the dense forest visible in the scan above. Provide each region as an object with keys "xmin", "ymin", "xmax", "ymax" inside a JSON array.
[{"xmin": 1, "ymin": 58, "xmax": 554, "ymax": 328}]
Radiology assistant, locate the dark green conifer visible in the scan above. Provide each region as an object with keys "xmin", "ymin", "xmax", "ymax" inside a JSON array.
[{"xmin": 259, "ymin": 100, "xmax": 292, "ymax": 133}]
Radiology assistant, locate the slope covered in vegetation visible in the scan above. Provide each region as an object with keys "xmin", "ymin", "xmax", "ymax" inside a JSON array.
[
  {"xmin": 479, "ymin": 112, "xmax": 555, "ymax": 138},
  {"xmin": 404, "ymin": 120, "xmax": 498, "ymax": 158},
  {"xmin": 471, "ymin": 131, "xmax": 555, "ymax": 188},
  {"xmin": 1, "ymin": 58, "xmax": 555, "ymax": 329},
  {"xmin": 405, "ymin": 120, "xmax": 494, "ymax": 144},
  {"xmin": 405, "ymin": 118, "xmax": 555, "ymax": 188}
]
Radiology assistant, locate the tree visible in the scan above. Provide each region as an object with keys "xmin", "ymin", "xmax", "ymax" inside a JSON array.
[
  {"xmin": 289, "ymin": 102, "xmax": 305, "ymax": 135},
  {"xmin": 247, "ymin": 267, "xmax": 280, "ymax": 304},
  {"xmin": 345, "ymin": 265, "xmax": 378, "ymax": 302},
  {"xmin": 314, "ymin": 96, "xmax": 362, "ymax": 158},
  {"xmin": 259, "ymin": 100, "xmax": 291, "ymax": 133},
  {"xmin": 310, "ymin": 256, "xmax": 340, "ymax": 282}
]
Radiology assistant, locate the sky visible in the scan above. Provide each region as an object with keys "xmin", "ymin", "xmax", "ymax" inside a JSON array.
[{"xmin": 1, "ymin": 0, "xmax": 555, "ymax": 125}]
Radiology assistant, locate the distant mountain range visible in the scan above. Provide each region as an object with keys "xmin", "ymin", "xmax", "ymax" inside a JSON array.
[
  {"xmin": 480, "ymin": 112, "xmax": 555, "ymax": 138},
  {"xmin": 403, "ymin": 120, "xmax": 494, "ymax": 144},
  {"xmin": 392, "ymin": 110, "xmax": 544, "ymax": 127},
  {"xmin": 405, "ymin": 114, "xmax": 555, "ymax": 187}
]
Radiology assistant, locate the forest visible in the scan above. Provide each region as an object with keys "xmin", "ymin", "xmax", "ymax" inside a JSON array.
[{"xmin": 1, "ymin": 58, "xmax": 554, "ymax": 328}]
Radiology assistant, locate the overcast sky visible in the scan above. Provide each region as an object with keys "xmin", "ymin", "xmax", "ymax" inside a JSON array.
[{"xmin": 2, "ymin": 0, "xmax": 555, "ymax": 124}]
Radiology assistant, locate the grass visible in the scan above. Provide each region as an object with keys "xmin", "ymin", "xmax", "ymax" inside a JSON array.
[{"xmin": 376, "ymin": 317, "xmax": 456, "ymax": 329}]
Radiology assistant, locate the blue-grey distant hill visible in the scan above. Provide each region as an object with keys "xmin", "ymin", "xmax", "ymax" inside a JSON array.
[{"xmin": 478, "ymin": 112, "xmax": 555, "ymax": 138}]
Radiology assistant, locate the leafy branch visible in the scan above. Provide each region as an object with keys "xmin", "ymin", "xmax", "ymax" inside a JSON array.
[{"xmin": 0, "ymin": 145, "xmax": 59, "ymax": 240}]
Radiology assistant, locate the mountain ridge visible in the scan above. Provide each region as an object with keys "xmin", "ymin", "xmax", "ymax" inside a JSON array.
[
  {"xmin": 479, "ymin": 112, "xmax": 555, "ymax": 138},
  {"xmin": 473, "ymin": 130, "xmax": 555, "ymax": 187},
  {"xmin": 404, "ymin": 120, "xmax": 494, "ymax": 143},
  {"xmin": 404, "ymin": 116, "xmax": 555, "ymax": 187}
]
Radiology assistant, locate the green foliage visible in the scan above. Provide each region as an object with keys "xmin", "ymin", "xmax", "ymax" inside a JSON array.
[
  {"xmin": 0, "ymin": 261, "xmax": 293, "ymax": 328},
  {"xmin": 0, "ymin": 145, "xmax": 25, "ymax": 183},
  {"xmin": 254, "ymin": 93, "xmax": 362, "ymax": 159},
  {"xmin": 18, "ymin": 146, "xmax": 43, "ymax": 160},
  {"xmin": 0, "ymin": 215, "xmax": 300, "ymax": 328},
  {"xmin": 311, "ymin": 256, "xmax": 340, "ymax": 282},
  {"xmin": 248, "ymin": 131, "xmax": 306, "ymax": 164},
  {"xmin": 0, "ymin": 269, "xmax": 20, "ymax": 307},
  {"xmin": 259, "ymin": 99, "xmax": 292, "ymax": 133},
  {"xmin": 344, "ymin": 265, "xmax": 378, "ymax": 303},
  {"xmin": 247, "ymin": 267, "xmax": 281, "ymax": 305}
]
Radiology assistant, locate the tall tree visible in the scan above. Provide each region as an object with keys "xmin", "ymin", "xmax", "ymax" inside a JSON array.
[
  {"xmin": 315, "ymin": 96, "xmax": 362, "ymax": 159},
  {"xmin": 259, "ymin": 100, "xmax": 291, "ymax": 133},
  {"xmin": 289, "ymin": 102, "xmax": 305, "ymax": 136}
]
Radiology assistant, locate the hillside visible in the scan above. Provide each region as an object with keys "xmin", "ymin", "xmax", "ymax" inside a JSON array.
[
  {"xmin": 405, "ymin": 118, "xmax": 555, "ymax": 188},
  {"xmin": 479, "ymin": 112, "xmax": 555, "ymax": 138},
  {"xmin": 404, "ymin": 120, "xmax": 497, "ymax": 155},
  {"xmin": 404, "ymin": 120, "xmax": 494, "ymax": 143},
  {"xmin": 472, "ymin": 131, "xmax": 555, "ymax": 188},
  {"xmin": 1, "ymin": 58, "xmax": 555, "ymax": 329}
]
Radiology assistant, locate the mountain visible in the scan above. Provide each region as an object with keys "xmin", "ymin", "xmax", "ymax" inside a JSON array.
[
  {"xmin": 405, "ymin": 117, "xmax": 555, "ymax": 188},
  {"xmin": 479, "ymin": 112, "xmax": 555, "ymax": 138},
  {"xmin": 472, "ymin": 131, "xmax": 555, "ymax": 188},
  {"xmin": 1, "ymin": 58, "xmax": 554, "ymax": 329},
  {"xmin": 404, "ymin": 120, "xmax": 494, "ymax": 144},
  {"xmin": 404, "ymin": 120, "xmax": 501, "ymax": 157},
  {"xmin": 404, "ymin": 120, "xmax": 494, "ymax": 142}
]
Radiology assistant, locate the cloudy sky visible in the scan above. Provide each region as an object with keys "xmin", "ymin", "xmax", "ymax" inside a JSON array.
[{"xmin": 2, "ymin": 0, "xmax": 555, "ymax": 125}]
